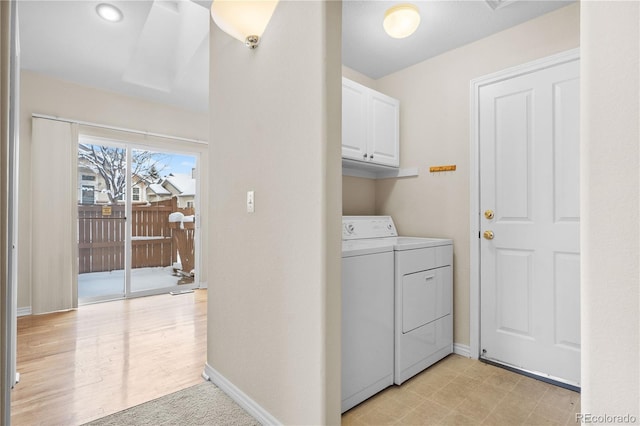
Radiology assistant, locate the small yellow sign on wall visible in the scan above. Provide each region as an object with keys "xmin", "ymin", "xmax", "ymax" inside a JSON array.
[
  {"xmin": 102, "ymin": 205, "xmax": 112, "ymax": 216},
  {"xmin": 429, "ymin": 165, "xmax": 457, "ymax": 173}
]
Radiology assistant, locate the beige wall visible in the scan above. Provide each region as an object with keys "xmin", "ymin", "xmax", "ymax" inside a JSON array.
[
  {"xmin": 208, "ymin": 1, "xmax": 341, "ymax": 424},
  {"xmin": 581, "ymin": 1, "xmax": 639, "ymax": 416},
  {"xmin": 18, "ymin": 71, "xmax": 208, "ymax": 310},
  {"xmin": 370, "ymin": 3, "xmax": 580, "ymax": 346},
  {"xmin": 342, "ymin": 176, "xmax": 376, "ymax": 215}
]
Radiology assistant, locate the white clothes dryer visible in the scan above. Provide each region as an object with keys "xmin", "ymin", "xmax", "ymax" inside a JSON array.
[{"xmin": 343, "ymin": 216, "xmax": 454, "ymax": 385}]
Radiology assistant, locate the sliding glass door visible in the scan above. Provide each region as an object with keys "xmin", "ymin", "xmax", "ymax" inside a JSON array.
[
  {"xmin": 129, "ymin": 148, "xmax": 198, "ymax": 296},
  {"xmin": 77, "ymin": 138, "xmax": 199, "ymax": 304},
  {"xmin": 77, "ymin": 142, "xmax": 127, "ymax": 302}
]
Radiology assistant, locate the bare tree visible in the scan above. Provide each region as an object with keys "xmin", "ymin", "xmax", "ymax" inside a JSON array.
[{"xmin": 78, "ymin": 144, "xmax": 167, "ymax": 204}]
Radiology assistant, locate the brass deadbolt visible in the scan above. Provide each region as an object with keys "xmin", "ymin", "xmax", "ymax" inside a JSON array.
[{"xmin": 484, "ymin": 210, "xmax": 494, "ymax": 220}]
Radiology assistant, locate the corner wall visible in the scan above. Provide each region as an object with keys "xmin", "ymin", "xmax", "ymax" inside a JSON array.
[
  {"xmin": 374, "ymin": 3, "xmax": 579, "ymax": 346},
  {"xmin": 208, "ymin": 1, "xmax": 341, "ymax": 424},
  {"xmin": 0, "ymin": 1, "xmax": 10, "ymax": 421},
  {"xmin": 580, "ymin": 1, "xmax": 639, "ymax": 416}
]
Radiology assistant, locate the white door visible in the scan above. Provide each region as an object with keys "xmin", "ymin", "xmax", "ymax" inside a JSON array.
[{"xmin": 479, "ymin": 58, "xmax": 581, "ymax": 386}]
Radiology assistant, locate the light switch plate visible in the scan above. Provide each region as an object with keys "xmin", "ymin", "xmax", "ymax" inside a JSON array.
[{"xmin": 247, "ymin": 190, "xmax": 255, "ymax": 213}]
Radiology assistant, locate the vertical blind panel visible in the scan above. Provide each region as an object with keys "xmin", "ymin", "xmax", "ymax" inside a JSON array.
[{"xmin": 31, "ymin": 117, "xmax": 77, "ymax": 314}]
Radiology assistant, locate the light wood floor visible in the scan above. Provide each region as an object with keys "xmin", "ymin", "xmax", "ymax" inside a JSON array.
[{"xmin": 11, "ymin": 289, "xmax": 207, "ymax": 426}]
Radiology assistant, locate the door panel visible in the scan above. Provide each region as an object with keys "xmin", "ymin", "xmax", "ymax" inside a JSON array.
[
  {"xmin": 553, "ymin": 78, "xmax": 580, "ymax": 222},
  {"xmin": 495, "ymin": 91, "xmax": 532, "ymax": 222},
  {"xmin": 480, "ymin": 58, "xmax": 580, "ymax": 385},
  {"xmin": 553, "ymin": 252, "xmax": 581, "ymax": 349},
  {"xmin": 129, "ymin": 149, "xmax": 199, "ymax": 295},
  {"xmin": 77, "ymin": 142, "xmax": 127, "ymax": 302},
  {"xmin": 495, "ymin": 249, "xmax": 533, "ymax": 337}
]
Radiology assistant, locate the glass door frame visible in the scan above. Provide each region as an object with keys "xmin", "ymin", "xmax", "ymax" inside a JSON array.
[
  {"xmin": 77, "ymin": 136, "xmax": 129, "ymax": 304},
  {"xmin": 77, "ymin": 135, "xmax": 202, "ymax": 304},
  {"xmin": 125, "ymin": 144, "xmax": 201, "ymax": 299}
]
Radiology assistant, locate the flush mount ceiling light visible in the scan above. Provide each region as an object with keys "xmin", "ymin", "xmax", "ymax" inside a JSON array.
[
  {"xmin": 383, "ymin": 3, "xmax": 420, "ymax": 39},
  {"xmin": 210, "ymin": 0, "xmax": 279, "ymax": 49},
  {"xmin": 96, "ymin": 3, "xmax": 123, "ymax": 23}
]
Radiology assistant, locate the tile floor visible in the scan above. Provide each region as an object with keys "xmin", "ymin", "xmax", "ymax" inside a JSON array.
[{"xmin": 341, "ymin": 355, "xmax": 581, "ymax": 425}]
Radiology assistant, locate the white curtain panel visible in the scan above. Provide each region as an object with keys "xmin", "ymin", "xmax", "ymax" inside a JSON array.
[{"xmin": 31, "ymin": 117, "xmax": 78, "ymax": 314}]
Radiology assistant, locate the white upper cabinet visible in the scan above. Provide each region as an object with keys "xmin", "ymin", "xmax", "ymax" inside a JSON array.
[{"xmin": 342, "ymin": 78, "xmax": 400, "ymax": 168}]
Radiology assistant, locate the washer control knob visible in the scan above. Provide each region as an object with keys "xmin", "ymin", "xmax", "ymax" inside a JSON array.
[{"xmin": 344, "ymin": 223, "xmax": 355, "ymax": 235}]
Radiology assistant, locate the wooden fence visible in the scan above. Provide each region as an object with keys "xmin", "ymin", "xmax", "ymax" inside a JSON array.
[{"xmin": 78, "ymin": 198, "xmax": 194, "ymax": 274}]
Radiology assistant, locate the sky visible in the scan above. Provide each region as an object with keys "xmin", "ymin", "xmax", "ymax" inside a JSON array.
[
  {"xmin": 157, "ymin": 153, "xmax": 197, "ymax": 177},
  {"xmin": 80, "ymin": 143, "xmax": 197, "ymax": 180},
  {"xmin": 130, "ymin": 149, "xmax": 197, "ymax": 178}
]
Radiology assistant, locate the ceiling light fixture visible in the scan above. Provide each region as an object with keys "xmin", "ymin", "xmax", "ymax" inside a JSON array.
[
  {"xmin": 96, "ymin": 3, "xmax": 123, "ymax": 23},
  {"xmin": 210, "ymin": 0, "xmax": 279, "ymax": 49},
  {"xmin": 383, "ymin": 4, "xmax": 420, "ymax": 39}
]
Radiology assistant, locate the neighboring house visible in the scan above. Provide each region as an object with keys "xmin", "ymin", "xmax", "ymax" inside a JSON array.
[
  {"xmin": 77, "ymin": 164, "xmax": 150, "ymax": 205},
  {"xmin": 148, "ymin": 172, "xmax": 196, "ymax": 208},
  {"xmin": 146, "ymin": 182, "xmax": 172, "ymax": 204}
]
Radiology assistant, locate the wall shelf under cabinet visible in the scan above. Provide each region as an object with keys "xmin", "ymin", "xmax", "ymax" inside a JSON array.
[{"xmin": 342, "ymin": 161, "xmax": 419, "ymax": 180}]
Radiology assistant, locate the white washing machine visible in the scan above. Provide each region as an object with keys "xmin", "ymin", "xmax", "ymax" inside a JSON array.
[
  {"xmin": 343, "ymin": 216, "xmax": 454, "ymax": 385},
  {"xmin": 341, "ymin": 234, "xmax": 394, "ymax": 412}
]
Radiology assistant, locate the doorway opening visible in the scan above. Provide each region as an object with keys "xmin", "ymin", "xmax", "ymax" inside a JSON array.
[{"xmin": 77, "ymin": 136, "xmax": 200, "ymax": 304}]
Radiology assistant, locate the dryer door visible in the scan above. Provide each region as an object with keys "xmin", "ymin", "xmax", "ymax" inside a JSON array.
[{"xmin": 402, "ymin": 266, "xmax": 452, "ymax": 333}]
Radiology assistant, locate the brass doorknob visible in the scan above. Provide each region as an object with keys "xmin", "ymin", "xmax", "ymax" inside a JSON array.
[
  {"xmin": 484, "ymin": 210, "xmax": 494, "ymax": 220},
  {"xmin": 483, "ymin": 230, "xmax": 494, "ymax": 240}
]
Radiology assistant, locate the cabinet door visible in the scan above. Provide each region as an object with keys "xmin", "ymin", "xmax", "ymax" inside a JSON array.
[
  {"xmin": 341, "ymin": 78, "xmax": 368, "ymax": 162},
  {"xmin": 369, "ymin": 91, "xmax": 399, "ymax": 167}
]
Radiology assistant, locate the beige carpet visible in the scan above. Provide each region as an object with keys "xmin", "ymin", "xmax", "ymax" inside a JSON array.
[{"xmin": 83, "ymin": 381, "xmax": 260, "ymax": 426}]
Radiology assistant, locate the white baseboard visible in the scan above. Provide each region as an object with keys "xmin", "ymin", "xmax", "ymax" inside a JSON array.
[
  {"xmin": 17, "ymin": 307, "xmax": 31, "ymax": 317},
  {"xmin": 203, "ymin": 363, "xmax": 281, "ymax": 426},
  {"xmin": 453, "ymin": 343, "xmax": 471, "ymax": 358}
]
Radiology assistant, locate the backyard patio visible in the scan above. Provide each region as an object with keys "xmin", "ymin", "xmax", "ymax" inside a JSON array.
[{"xmin": 78, "ymin": 198, "xmax": 195, "ymax": 301}]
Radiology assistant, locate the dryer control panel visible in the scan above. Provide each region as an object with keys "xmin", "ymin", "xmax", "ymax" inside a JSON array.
[{"xmin": 342, "ymin": 216, "xmax": 398, "ymax": 240}]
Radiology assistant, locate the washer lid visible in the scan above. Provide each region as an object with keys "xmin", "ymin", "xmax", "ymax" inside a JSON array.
[
  {"xmin": 388, "ymin": 236, "xmax": 453, "ymax": 250},
  {"xmin": 342, "ymin": 216, "xmax": 398, "ymax": 240}
]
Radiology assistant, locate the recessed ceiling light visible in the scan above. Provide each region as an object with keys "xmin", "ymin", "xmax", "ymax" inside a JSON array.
[
  {"xmin": 383, "ymin": 4, "xmax": 421, "ymax": 39},
  {"xmin": 96, "ymin": 3, "xmax": 123, "ymax": 23}
]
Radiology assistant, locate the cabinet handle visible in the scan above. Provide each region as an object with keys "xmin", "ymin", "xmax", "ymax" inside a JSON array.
[
  {"xmin": 363, "ymin": 153, "xmax": 368, "ymax": 159},
  {"xmin": 425, "ymin": 274, "xmax": 435, "ymax": 281},
  {"xmin": 369, "ymin": 154, "xmax": 374, "ymax": 159}
]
